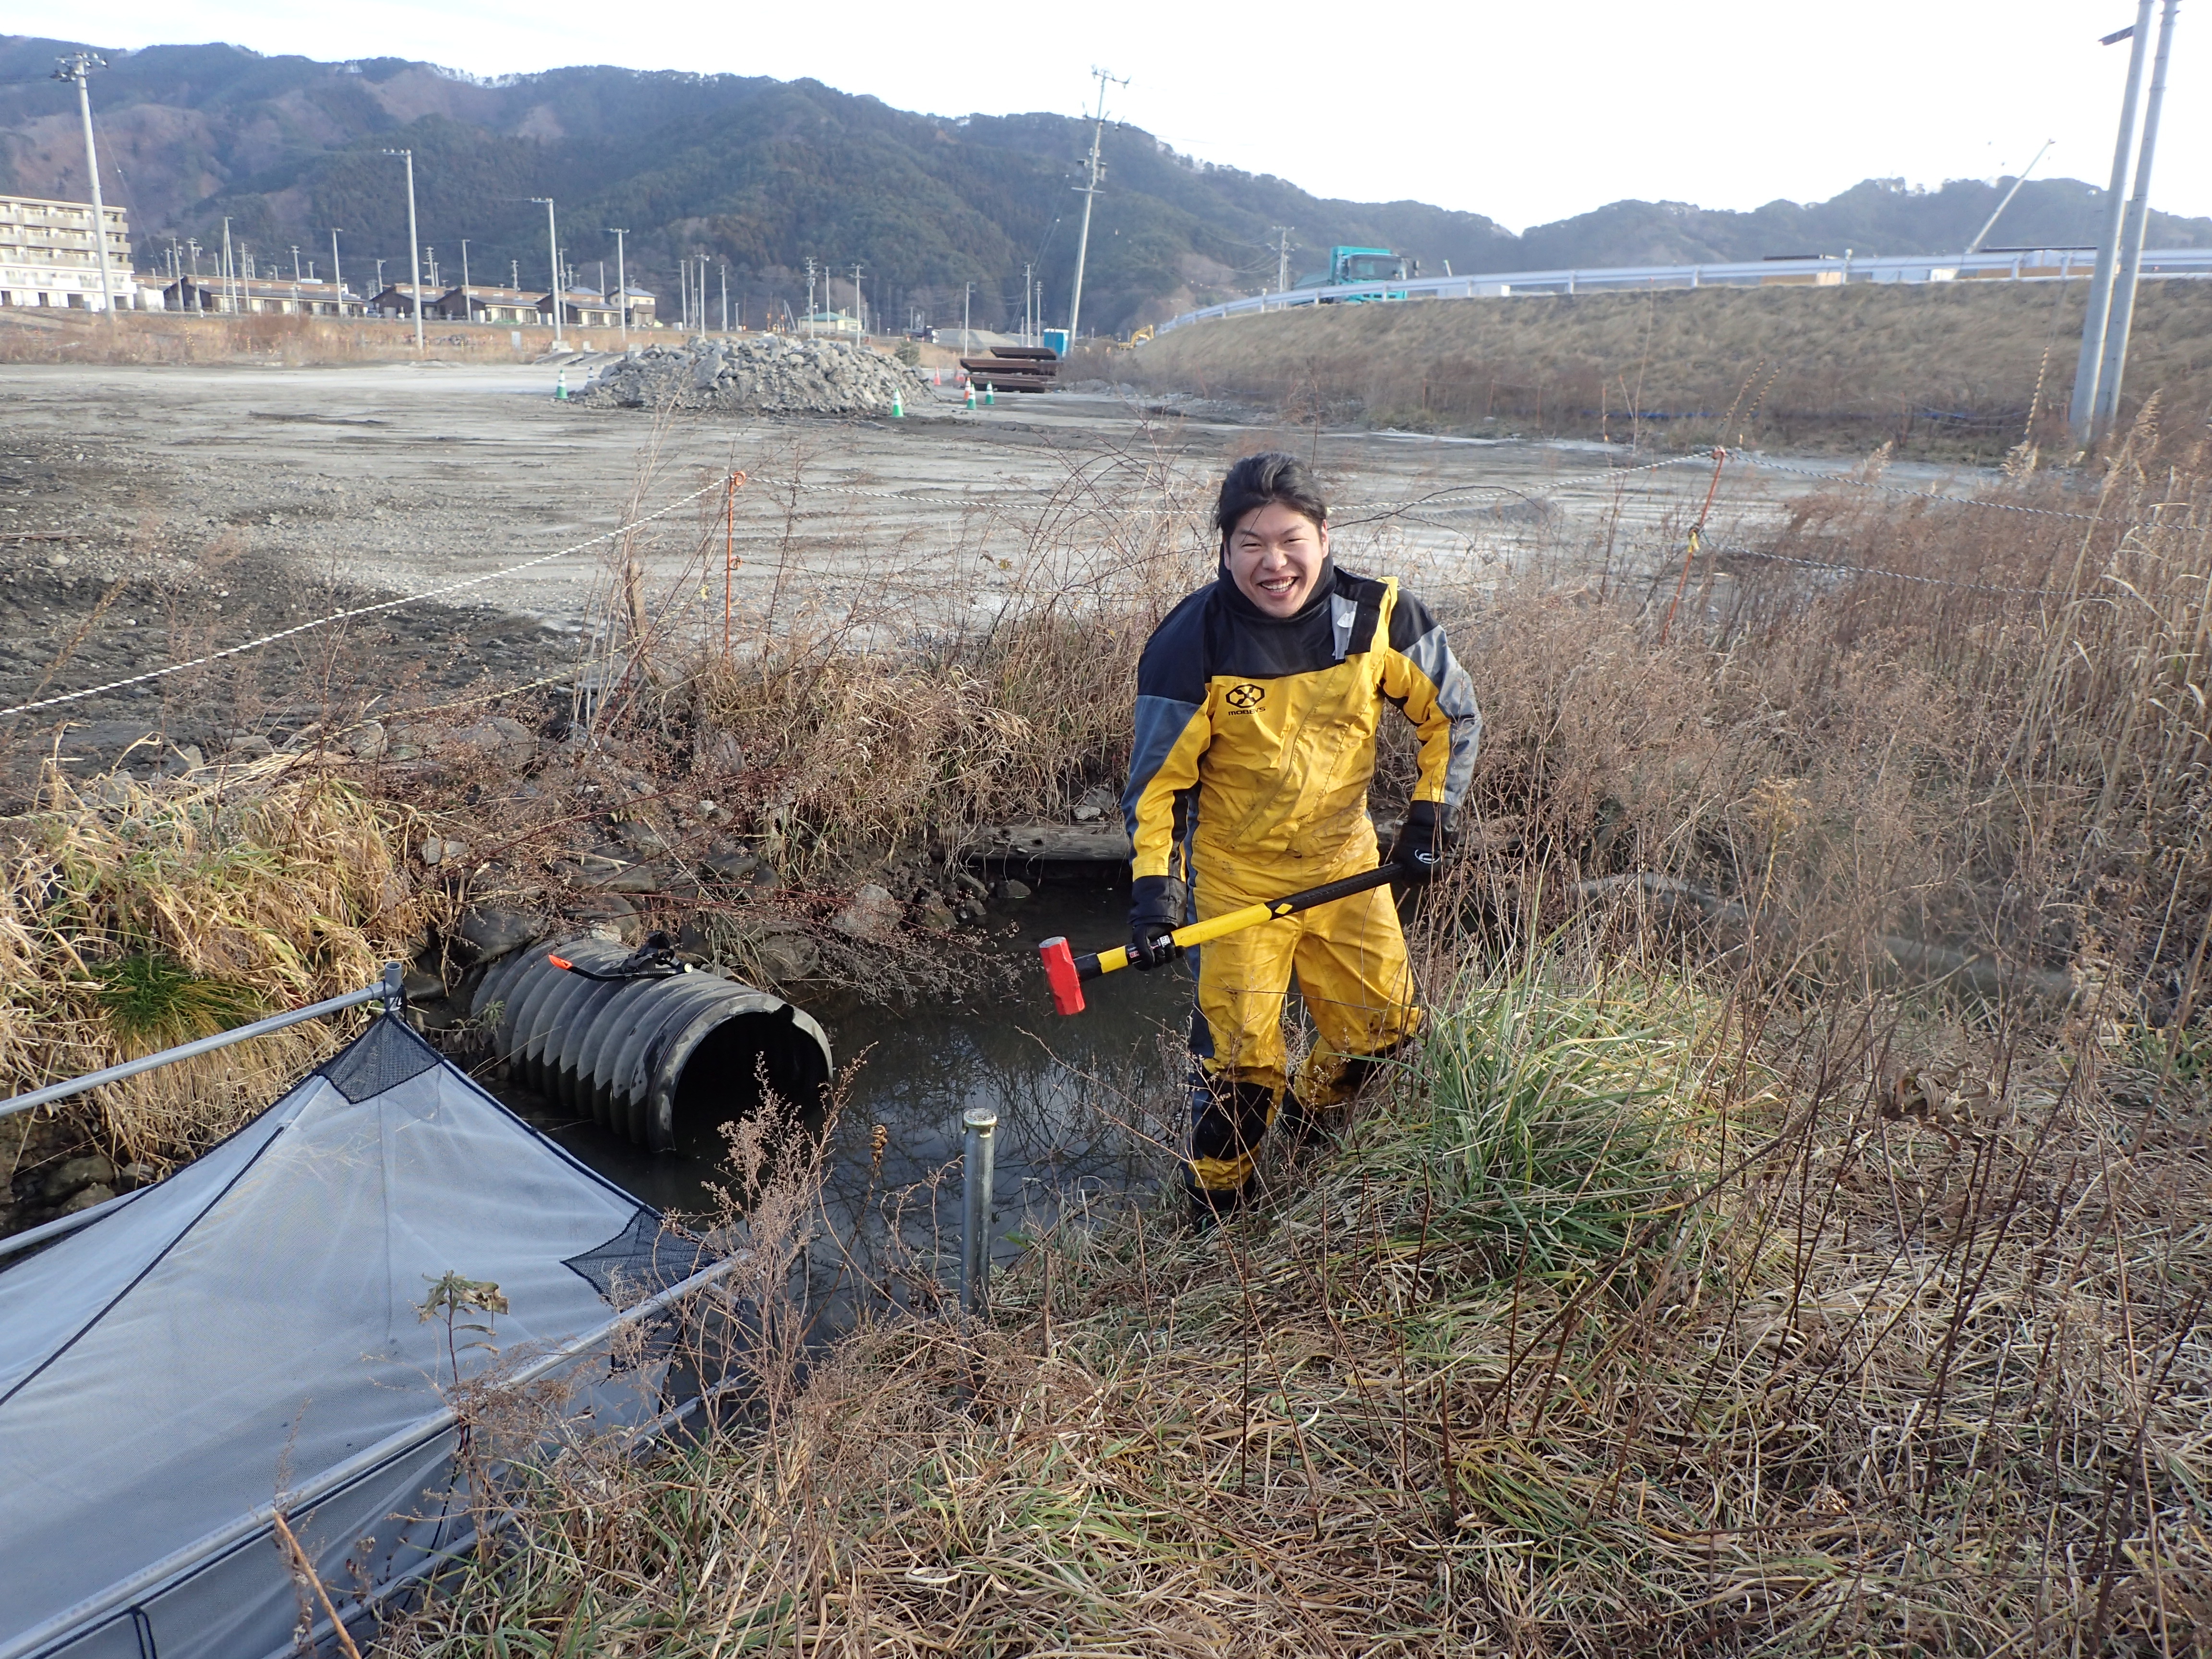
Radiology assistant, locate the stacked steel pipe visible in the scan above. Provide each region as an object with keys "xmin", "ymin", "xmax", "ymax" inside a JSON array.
[{"xmin": 959, "ymin": 345, "xmax": 1058, "ymax": 394}]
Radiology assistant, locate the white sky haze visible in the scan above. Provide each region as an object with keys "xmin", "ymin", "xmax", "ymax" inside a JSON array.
[{"xmin": 59, "ymin": 0, "xmax": 2212, "ymax": 231}]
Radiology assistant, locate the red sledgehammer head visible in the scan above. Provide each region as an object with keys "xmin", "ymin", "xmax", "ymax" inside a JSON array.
[{"xmin": 1038, "ymin": 936, "xmax": 1086, "ymax": 1016}]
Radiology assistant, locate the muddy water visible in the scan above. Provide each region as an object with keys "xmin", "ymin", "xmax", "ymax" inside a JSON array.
[{"xmin": 498, "ymin": 881, "xmax": 1189, "ymax": 1319}]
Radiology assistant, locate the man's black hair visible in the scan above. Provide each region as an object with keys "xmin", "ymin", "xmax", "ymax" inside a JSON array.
[{"xmin": 1215, "ymin": 452, "xmax": 1328, "ymax": 550}]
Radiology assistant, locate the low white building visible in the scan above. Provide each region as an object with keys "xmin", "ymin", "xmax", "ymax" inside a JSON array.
[
  {"xmin": 165, "ymin": 276, "xmax": 363, "ymax": 316},
  {"xmin": 0, "ymin": 193, "xmax": 150, "ymax": 311}
]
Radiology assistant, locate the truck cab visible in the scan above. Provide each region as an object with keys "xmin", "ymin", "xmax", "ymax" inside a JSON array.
[{"xmin": 1295, "ymin": 246, "xmax": 1419, "ymax": 300}]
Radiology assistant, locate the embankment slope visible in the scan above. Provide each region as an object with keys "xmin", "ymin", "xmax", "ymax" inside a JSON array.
[{"xmin": 1106, "ymin": 281, "xmax": 2212, "ymax": 456}]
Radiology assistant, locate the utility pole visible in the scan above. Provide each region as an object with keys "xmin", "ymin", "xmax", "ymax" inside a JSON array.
[
  {"xmin": 374, "ymin": 256, "xmax": 386, "ymax": 296},
  {"xmin": 1272, "ymin": 226, "xmax": 1294, "ymax": 293},
  {"xmin": 459, "ymin": 238, "xmax": 469, "ymax": 297},
  {"xmin": 222, "ymin": 217, "xmax": 235, "ymax": 315},
  {"xmin": 2071, "ymin": 2, "xmax": 2156, "ymax": 445},
  {"xmin": 608, "ymin": 228, "xmax": 628, "ymax": 345},
  {"xmin": 383, "ymin": 148, "xmax": 425, "ymax": 355},
  {"xmin": 1067, "ymin": 65, "xmax": 1127, "ymax": 342},
  {"xmin": 53, "ymin": 53, "xmax": 117, "ymax": 322},
  {"xmin": 1963, "ymin": 140, "xmax": 2053, "ymax": 256},
  {"xmin": 804, "ymin": 257, "xmax": 817, "ymax": 337},
  {"xmin": 1023, "ymin": 262, "xmax": 1034, "ymax": 342},
  {"xmin": 530, "ymin": 196, "xmax": 563, "ymax": 347},
  {"xmin": 330, "ymin": 228, "xmax": 344, "ymax": 301},
  {"xmin": 851, "ymin": 261, "xmax": 864, "ymax": 335},
  {"xmin": 721, "ymin": 261, "xmax": 728, "ymax": 332},
  {"xmin": 187, "ymin": 238, "xmax": 202, "ymax": 312},
  {"xmin": 963, "ymin": 281, "xmax": 971, "ymax": 352},
  {"xmin": 290, "ymin": 244, "xmax": 301, "ymax": 281},
  {"xmin": 2094, "ymin": 0, "xmax": 2182, "ymax": 440},
  {"xmin": 425, "ymin": 246, "xmax": 436, "ymax": 289}
]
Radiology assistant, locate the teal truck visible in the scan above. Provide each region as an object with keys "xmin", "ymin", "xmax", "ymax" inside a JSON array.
[{"xmin": 1295, "ymin": 246, "xmax": 1419, "ymax": 300}]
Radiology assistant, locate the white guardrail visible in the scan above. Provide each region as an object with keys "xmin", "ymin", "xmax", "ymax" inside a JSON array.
[{"xmin": 1156, "ymin": 247, "xmax": 2212, "ymax": 333}]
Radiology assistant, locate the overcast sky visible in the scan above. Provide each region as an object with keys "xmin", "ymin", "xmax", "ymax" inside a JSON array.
[{"xmin": 76, "ymin": 0, "xmax": 2210, "ymax": 231}]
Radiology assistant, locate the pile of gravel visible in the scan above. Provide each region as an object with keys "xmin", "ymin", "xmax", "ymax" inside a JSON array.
[{"xmin": 580, "ymin": 336, "xmax": 927, "ymax": 415}]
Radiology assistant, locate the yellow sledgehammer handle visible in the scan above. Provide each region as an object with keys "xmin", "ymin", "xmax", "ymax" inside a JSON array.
[
  {"xmin": 1038, "ymin": 862, "xmax": 1408, "ymax": 1015},
  {"xmin": 1093, "ymin": 897, "xmax": 1285, "ymax": 977}
]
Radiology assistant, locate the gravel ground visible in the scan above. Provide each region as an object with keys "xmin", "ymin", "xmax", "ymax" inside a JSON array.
[{"xmin": 0, "ymin": 357, "xmax": 1910, "ymax": 802}]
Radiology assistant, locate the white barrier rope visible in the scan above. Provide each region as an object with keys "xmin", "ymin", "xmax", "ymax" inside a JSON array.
[
  {"xmin": 0, "ymin": 479, "xmax": 727, "ymax": 721},
  {"xmin": 6, "ymin": 446, "xmax": 2158, "ymax": 724}
]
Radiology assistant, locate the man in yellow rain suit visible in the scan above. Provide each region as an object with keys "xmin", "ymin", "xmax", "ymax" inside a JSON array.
[{"xmin": 1122, "ymin": 453, "xmax": 1482, "ymax": 1225}]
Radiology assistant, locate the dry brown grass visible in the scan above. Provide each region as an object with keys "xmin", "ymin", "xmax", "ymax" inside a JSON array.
[
  {"xmin": 573, "ymin": 434, "xmax": 1221, "ymax": 875},
  {"xmin": 0, "ymin": 307, "xmax": 635, "ymax": 366},
  {"xmin": 0, "ymin": 760, "xmax": 433, "ymax": 1165},
  {"xmin": 373, "ymin": 421, "xmax": 2212, "ymax": 1653},
  {"xmin": 384, "ymin": 941, "xmax": 2212, "ymax": 1656},
  {"xmin": 1095, "ymin": 280, "xmax": 2212, "ymax": 459}
]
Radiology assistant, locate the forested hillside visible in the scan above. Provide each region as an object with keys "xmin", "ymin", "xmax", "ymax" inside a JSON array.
[{"xmin": 3, "ymin": 36, "xmax": 2207, "ymax": 333}]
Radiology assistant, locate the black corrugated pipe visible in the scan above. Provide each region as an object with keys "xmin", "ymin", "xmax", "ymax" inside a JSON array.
[{"xmin": 471, "ymin": 938, "xmax": 833, "ymax": 1151}]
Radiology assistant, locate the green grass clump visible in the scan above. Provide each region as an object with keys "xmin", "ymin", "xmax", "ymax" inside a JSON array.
[
  {"xmin": 1393, "ymin": 965, "xmax": 1711, "ymax": 1280},
  {"xmin": 94, "ymin": 951, "xmax": 265, "ymax": 1055}
]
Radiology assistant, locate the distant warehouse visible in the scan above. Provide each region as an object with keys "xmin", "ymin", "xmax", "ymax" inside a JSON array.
[{"xmin": 0, "ymin": 193, "xmax": 157, "ymax": 311}]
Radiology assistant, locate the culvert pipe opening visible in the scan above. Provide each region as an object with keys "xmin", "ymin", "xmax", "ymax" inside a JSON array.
[{"xmin": 471, "ymin": 937, "xmax": 833, "ymax": 1152}]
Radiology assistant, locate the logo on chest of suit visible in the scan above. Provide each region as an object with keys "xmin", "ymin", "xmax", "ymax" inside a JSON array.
[{"xmin": 1224, "ymin": 683, "xmax": 1266, "ymax": 711}]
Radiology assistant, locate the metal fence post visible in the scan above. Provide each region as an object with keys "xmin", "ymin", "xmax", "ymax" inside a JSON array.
[{"xmin": 960, "ymin": 1106, "xmax": 998, "ymax": 1319}]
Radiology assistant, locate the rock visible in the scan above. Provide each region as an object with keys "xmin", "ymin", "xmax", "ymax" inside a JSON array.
[
  {"xmin": 224, "ymin": 734, "xmax": 275, "ymax": 761},
  {"xmin": 58, "ymin": 721, "xmax": 161, "ymax": 765},
  {"xmin": 58, "ymin": 1183, "xmax": 116, "ymax": 1215},
  {"xmin": 954, "ymin": 900, "xmax": 986, "ymax": 925},
  {"xmin": 913, "ymin": 898, "xmax": 959, "ymax": 932},
  {"xmin": 588, "ymin": 863, "xmax": 668, "ymax": 895},
  {"xmin": 153, "ymin": 744, "xmax": 206, "ymax": 778},
  {"xmin": 754, "ymin": 931, "xmax": 820, "ymax": 983},
  {"xmin": 582, "ymin": 335, "xmax": 921, "ymax": 416},
  {"xmin": 992, "ymin": 878, "xmax": 1033, "ymax": 901},
  {"xmin": 409, "ymin": 999, "xmax": 463, "ymax": 1034},
  {"xmin": 450, "ymin": 716, "xmax": 539, "ymax": 766},
  {"xmin": 43, "ymin": 1154, "xmax": 116, "ymax": 1202},
  {"xmin": 349, "ymin": 721, "xmax": 388, "ymax": 761},
  {"xmin": 1072, "ymin": 785, "xmax": 1116, "ymax": 823},
  {"xmin": 116, "ymin": 1162, "xmax": 157, "ymax": 1192},
  {"xmin": 701, "ymin": 913, "xmax": 819, "ymax": 982},
  {"xmin": 832, "ymin": 883, "xmax": 902, "ymax": 942},
  {"xmin": 564, "ymin": 891, "xmax": 642, "ymax": 943},
  {"xmin": 420, "ymin": 835, "xmax": 469, "ymax": 867},
  {"xmin": 702, "ymin": 849, "xmax": 761, "ymax": 884},
  {"xmin": 454, "ymin": 906, "xmax": 539, "ymax": 961}
]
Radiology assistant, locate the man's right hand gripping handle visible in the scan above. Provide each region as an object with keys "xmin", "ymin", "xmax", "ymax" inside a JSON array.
[{"xmin": 1128, "ymin": 875, "xmax": 1187, "ymax": 970}]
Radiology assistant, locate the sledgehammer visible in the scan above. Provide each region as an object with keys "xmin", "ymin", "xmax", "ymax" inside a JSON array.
[{"xmin": 1038, "ymin": 862, "xmax": 1409, "ymax": 1016}]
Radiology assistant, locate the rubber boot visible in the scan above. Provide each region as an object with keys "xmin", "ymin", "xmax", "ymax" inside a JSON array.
[
  {"xmin": 1277, "ymin": 1091, "xmax": 1335, "ymax": 1156},
  {"xmin": 1185, "ymin": 1177, "xmax": 1250, "ymax": 1234}
]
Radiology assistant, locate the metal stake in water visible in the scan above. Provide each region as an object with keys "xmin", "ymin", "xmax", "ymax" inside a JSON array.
[{"xmin": 960, "ymin": 1105, "xmax": 998, "ymax": 1318}]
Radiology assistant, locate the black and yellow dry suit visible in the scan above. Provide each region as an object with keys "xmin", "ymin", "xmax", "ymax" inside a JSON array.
[{"xmin": 1121, "ymin": 561, "xmax": 1481, "ymax": 1205}]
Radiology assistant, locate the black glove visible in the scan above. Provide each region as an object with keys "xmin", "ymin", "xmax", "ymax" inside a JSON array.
[
  {"xmin": 1386, "ymin": 802, "xmax": 1453, "ymax": 886},
  {"xmin": 1128, "ymin": 875, "xmax": 1186, "ymax": 970}
]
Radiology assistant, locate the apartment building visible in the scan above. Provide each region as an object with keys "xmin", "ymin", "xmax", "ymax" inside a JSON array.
[{"xmin": 0, "ymin": 194, "xmax": 151, "ymax": 310}]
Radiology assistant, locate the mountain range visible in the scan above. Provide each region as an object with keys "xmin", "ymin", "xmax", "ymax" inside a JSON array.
[{"xmin": 4, "ymin": 36, "xmax": 2209, "ymax": 334}]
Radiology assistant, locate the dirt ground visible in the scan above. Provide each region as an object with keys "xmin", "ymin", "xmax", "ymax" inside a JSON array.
[{"xmin": 0, "ymin": 359, "xmax": 1969, "ymax": 801}]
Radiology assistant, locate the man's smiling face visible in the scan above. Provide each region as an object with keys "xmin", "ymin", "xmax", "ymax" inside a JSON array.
[{"xmin": 1226, "ymin": 501, "xmax": 1328, "ymax": 617}]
